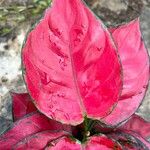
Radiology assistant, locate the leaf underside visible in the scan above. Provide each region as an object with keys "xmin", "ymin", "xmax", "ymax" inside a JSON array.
[
  {"xmin": 120, "ymin": 114, "xmax": 150, "ymax": 139},
  {"xmin": 0, "ymin": 113, "xmax": 149, "ymax": 150},
  {"xmin": 11, "ymin": 92, "xmax": 37, "ymax": 121},
  {"xmin": 0, "ymin": 112, "xmax": 71, "ymax": 149},
  {"xmin": 27, "ymin": 134, "xmax": 122, "ymax": 150},
  {"xmin": 108, "ymin": 131, "xmax": 150, "ymax": 150},
  {"xmin": 103, "ymin": 19, "xmax": 150, "ymax": 126},
  {"xmin": 13, "ymin": 131, "xmax": 68, "ymax": 150}
]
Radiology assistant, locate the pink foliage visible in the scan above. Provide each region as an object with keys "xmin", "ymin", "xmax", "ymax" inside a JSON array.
[
  {"xmin": 11, "ymin": 92, "xmax": 37, "ymax": 121},
  {"xmin": 0, "ymin": 0, "xmax": 150, "ymax": 149},
  {"xmin": 104, "ymin": 19, "xmax": 150, "ymax": 126},
  {"xmin": 120, "ymin": 114, "xmax": 150, "ymax": 139},
  {"xmin": 22, "ymin": 0, "xmax": 122, "ymax": 125}
]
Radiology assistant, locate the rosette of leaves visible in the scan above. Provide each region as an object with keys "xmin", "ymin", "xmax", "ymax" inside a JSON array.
[{"xmin": 0, "ymin": 0, "xmax": 150, "ymax": 149}]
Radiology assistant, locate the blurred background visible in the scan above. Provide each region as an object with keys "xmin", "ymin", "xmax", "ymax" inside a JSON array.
[{"xmin": 0, "ymin": 0, "xmax": 150, "ymax": 134}]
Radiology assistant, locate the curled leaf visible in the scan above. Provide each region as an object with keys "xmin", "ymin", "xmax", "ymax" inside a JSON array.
[
  {"xmin": 45, "ymin": 135, "xmax": 122, "ymax": 150},
  {"xmin": 22, "ymin": 0, "xmax": 122, "ymax": 125},
  {"xmin": 85, "ymin": 135, "xmax": 122, "ymax": 150},
  {"xmin": 127, "ymin": 131, "xmax": 150, "ymax": 149},
  {"xmin": 45, "ymin": 136, "xmax": 82, "ymax": 150},
  {"xmin": 104, "ymin": 19, "xmax": 150, "ymax": 126},
  {"xmin": 108, "ymin": 131, "xmax": 150, "ymax": 150},
  {"xmin": 120, "ymin": 114, "xmax": 150, "ymax": 139},
  {"xmin": 11, "ymin": 92, "xmax": 37, "ymax": 121},
  {"xmin": 13, "ymin": 131, "xmax": 68, "ymax": 150},
  {"xmin": 0, "ymin": 112, "xmax": 71, "ymax": 149}
]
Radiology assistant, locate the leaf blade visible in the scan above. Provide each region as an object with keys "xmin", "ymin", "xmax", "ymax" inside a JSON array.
[
  {"xmin": 13, "ymin": 131, "xmax": 68, "ymax": 150},
  {"xmin": 11, "ymin": 92, "xmax": 37, "ymax": 121},
  {"xmin": 120, "ymin": 114, "xmax": 150, "ymax": 139},
  {"xmin": 103, "ymin": 19, "xmax": 150, "ymax": 126},
  {"xmin": 85, "ymin": 135, "xmax": 122, "ymax": 150},
  {"xmin": 0, "ymin": 112, "xmax": 71, "ymax": 149},
  {"xmin": 22, "ymin": 0, "xmax": 122, "ymax": 125}
]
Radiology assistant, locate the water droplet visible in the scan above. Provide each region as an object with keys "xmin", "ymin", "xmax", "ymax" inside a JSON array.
[{"xmin": 143, "ymin": 85, "xmax": 147, "ymax": 88}]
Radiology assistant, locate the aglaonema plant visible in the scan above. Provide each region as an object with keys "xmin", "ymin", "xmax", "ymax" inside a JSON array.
[{"xmin": 0, "ymin": 0, "xmax": 150, "ymax": 149}]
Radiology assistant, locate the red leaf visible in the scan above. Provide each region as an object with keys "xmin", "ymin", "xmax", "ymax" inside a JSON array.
[
  {"xmin": 120, "ymin": 114, "xmax": 150, "ymax": 139},
  {"xmin": 45, "ymin": 136, "xmax": 82, "ymax": 150},
  {"xmin": 45, "ymin": 135, "xmax": 122, "ymax": 150},
  {"xmin": 0, "ymin": 112, "xmax": 71, "ymax": 149},
  {"xmin": 85, "ymin": 135, "xmax": 122, "ymax": 150},
  {"xmin": 93, "ymin": 122, "xmax": 114, "ymax": 134},
  {"xmin": 22, "ymin": 0, "xmax": 122, "ymax": 125},
  {"xmin": 11, "ymin": 92, "xmax": 37, "ymax": 121},
  {"xmin": 126, "ymin": 131, "xmax": 150, "ymax": 149},
  {"xmin": 13, "ymin": 131, "xmax": 68, "ymax": 150},
  {"xmin": 103, "ymin": 19, "xmax": 150, "ymax": 126},
  {"xmin": 108, "ymin": 131, "xmax": 150, "ymax": 149}
]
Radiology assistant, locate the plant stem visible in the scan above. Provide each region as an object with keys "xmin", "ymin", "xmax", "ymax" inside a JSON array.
[
  {"xmin": 82, "ymin": 116, "xmax": 88, "ymax": 142},
  {"xmin": 82, "ymin": 117, "xmax": 96, "ymax": 143}
]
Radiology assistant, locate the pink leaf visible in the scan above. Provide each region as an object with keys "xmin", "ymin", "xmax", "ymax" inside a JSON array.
[
  {"xmin": 45, "ymin": 135, "xmax": 122, "ymax": 150},
  {"xmin": 11, "ymin": 92, "xmax": 37, "ymax": 121},
  {"xmin": 22, "ymin": 0, "xmax": 122, "ymax": 125},
  {"xmin": 0, "ymin": 112, "xmax": 71, "ymax": 149},
  {"xmin": 13, "ymin": 131, "xmax": 69, "ymax": 150},
  {"xmin": 93, "ymin": 122, "xmax": 114, "ymax": 134},
  {"xmin": 126, "ymin": 131, "xmax": 150, "ymax": 149},
  {"xmin": 103, "ymin": 18, "xmax": 150, "ymax": 126},
  {"xmin": 85, "ymin": 135, "xmax": 122, "ymax": 150},
  {"xmin": 45, "ymin": 136, "xmax": 82, "ymax": 150},
  {"xmin": 108, "ymin": 131, "xmax": 150, "ymax": 149},
  {"xmin": 120, "ymin": 114, "xmax": 150, "ymax": 139},
  {"xmin": 10, "ymin": 133, "xmax": 124, "ymax": 150}
]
